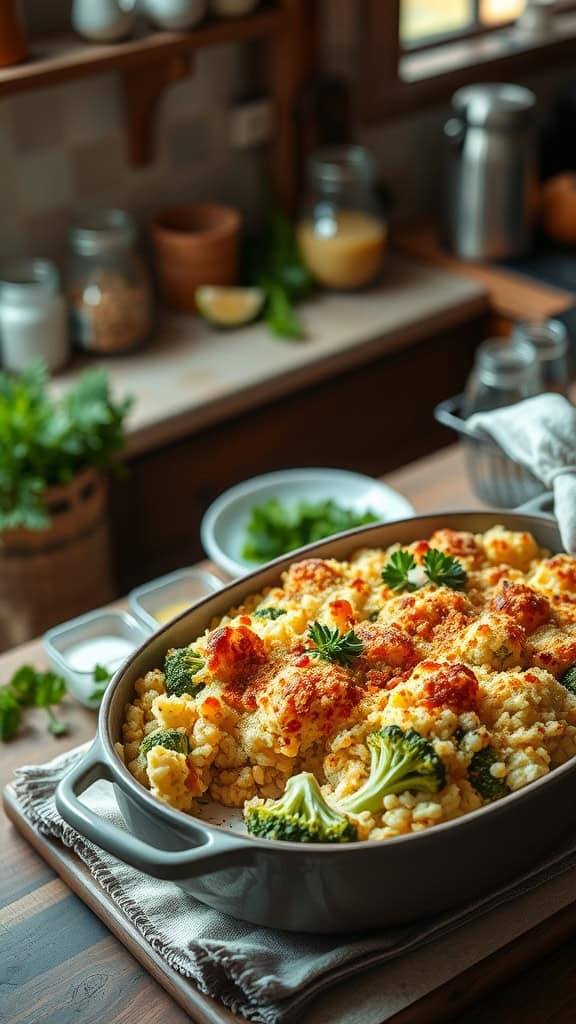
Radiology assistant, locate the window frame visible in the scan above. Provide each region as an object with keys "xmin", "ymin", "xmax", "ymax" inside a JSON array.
[{"xmin": 357, "ymin": 1, "xmax": 576, "ymax": 122}]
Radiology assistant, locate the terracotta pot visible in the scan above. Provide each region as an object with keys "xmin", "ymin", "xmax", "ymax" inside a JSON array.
[
  {"xmin": 151, "ymin": 204, "xmax": 241, "ymax": 313},
  {"xmin": 0, "ymin": 1, "xmax": 27, "ymax": 68}
]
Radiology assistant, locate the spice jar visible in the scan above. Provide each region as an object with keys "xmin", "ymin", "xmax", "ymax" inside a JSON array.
[
  {"xmin": 69, "ymin": 210, "xmax": 153, "ymax": 354},
  {"xmin": 0, "ymin": 0, "xmax": 27, "ymax": 67},
  {"xmin": 0, "ymin": 260, "xmax": 69, "ymax": 373},
  {"xmin": 297, "ymin": 146, "xmax": 387, "ymax": 290}
]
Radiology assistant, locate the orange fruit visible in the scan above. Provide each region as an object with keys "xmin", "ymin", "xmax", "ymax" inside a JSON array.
[{"xmin": 540, "ymin": 172, "xmax": 576, "ymax": 245}]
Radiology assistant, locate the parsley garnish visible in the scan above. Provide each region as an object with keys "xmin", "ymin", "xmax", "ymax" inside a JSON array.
[
  {"xmin": 381, "ymin": 547, "xmax": 467, "ymax": 592},
  {"xmin": 253, "ymin": 607, "xmax": 287, "ymax": 620},
  {"xmin": 90, "ymin": 663, "xmax": 112, "ymax": 704},
  {"xmin": 381, "ymin": 550, "xmax": 417, "ymax": 591},
  {"xmin": 307, "ymin": 622, "xmax": 364, "ymax": 667},
  {"xmin": 422, "ymin": 549, "xmax": 467, "ymax": 590},
  {"xmin": 0, "ymin": 665, "xmax": 68, "ymax": 741}
]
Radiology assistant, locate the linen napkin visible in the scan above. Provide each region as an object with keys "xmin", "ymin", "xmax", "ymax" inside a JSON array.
[
  {"xmin": 467, "ymin": 392, "xmax": 576, "ymax": 552},
  {"xmin": 12, "ymin": 743, "xmax": 576, "ymax": 1024}
]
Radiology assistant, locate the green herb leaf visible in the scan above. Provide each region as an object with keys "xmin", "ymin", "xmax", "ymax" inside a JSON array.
[
  {"xmin": 253, "ymin": 607, "xmax": 287, "ymax": 620},
  {"xmin": 242, "ymin": 498, "xmax": 379, "ymax": 563},
  {"xmin": 307, "ymin": 622, "xmax": 364, "ymax": 667},
  {"xmin": 381, "ymin": 550, "xmax": 417, "ymax": 591},
  {"xmin": 0, "ymin": 359, "xmax": 132, "ymax": 532},
  {"xmin": 423, "ymin": 548, "xmax": 467, "ymax": 591},
  {"xmin": 33, "ymin": 671, "xmax": 67, "ymax": 709},
  {"xmin": 0, "ymin": 689, "xmax": 21, "ymax": 740},
  {"xmin": 7, "ymin": 665, "xmax": 38, "ymax": 706},
  {"xmin": 89, "ymin": 664, "xmax": 112, "ymax": 704},
  {"xmin": 47, "ymin": 711, "xmax": 68, "ymax": 737}
]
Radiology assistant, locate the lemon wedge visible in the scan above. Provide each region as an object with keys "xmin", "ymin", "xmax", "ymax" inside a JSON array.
[{"xmin": 195, "ymin": 286, "xmax": 265, "ymax": 328}]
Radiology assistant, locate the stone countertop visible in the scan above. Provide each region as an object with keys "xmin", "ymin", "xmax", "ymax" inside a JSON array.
[{"xmin": 52, "ymin": 252, "xmax": 488, "ymax": 458}]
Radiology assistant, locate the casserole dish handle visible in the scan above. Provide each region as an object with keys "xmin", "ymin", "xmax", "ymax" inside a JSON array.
[{"xmin": 55, "ymin": 740, "xmax": 252, "ymax": 880}]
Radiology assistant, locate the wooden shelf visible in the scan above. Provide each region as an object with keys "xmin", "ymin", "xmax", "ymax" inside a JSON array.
[
  {"xmin": 0, "ymin": 1, "xmax": 315, "ymax": 203},
  {"xmin": 0, "ymin": 9, "xmax": 285, "ymax": 96}
]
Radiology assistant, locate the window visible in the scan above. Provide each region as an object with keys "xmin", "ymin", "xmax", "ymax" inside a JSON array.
[
  {"xmin": 358, "ymin": 1, "xmax": 576, "ymax": 121},
  {"xmin": 400, "ymin": 1, "xmax": 526, "ymax": 47}
]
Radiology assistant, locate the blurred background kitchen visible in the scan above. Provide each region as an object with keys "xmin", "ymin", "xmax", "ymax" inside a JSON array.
[{"xmin": 2, "ymin": 0, "xmax": 576, "ymax": 651}]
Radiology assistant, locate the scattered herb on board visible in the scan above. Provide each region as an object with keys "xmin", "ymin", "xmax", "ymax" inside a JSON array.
[
  {"xmin": 0, "ymin": 665, "xmax": 68, "ymax": 741},
  {"xmin": 242, "ymin": 498, "xmax": 379, "ymax": 563},
  {"xmin": 381, "ymin": 548, "xmax": 467, "ymax": 593},
  {"xmin": 307, "ymin": 623, "xmax": 364, "ymax": 667},
  {"xmin": 0, "ymin": 360, "xmax": 132, "ymax": 532},
  {"xmin": 89, "ymin": 663, "xmax": 113, "ymax": 704}
]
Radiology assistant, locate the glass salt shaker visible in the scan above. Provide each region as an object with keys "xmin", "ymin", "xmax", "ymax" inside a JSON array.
[
  {"xmin": 511, "ymin": 319, "xmax": 570, "ymax": 396},
  {"xmin": 0, "ymin": 259, "xmax": 69, "ymax": 373},
  {"xmin": 462, "ymin": 336, "xmax": 543, "ymax": 507}
]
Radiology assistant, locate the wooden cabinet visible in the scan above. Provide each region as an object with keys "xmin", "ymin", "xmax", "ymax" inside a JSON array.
[{"xmin": 109, "ymin": 310, "xmax": 490, "ymax": 590}]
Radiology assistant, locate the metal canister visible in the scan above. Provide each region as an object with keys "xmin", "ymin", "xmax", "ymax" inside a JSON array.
[{"xmin": 443, "ymin": 83, "xmax": 537, "ymax": 260}]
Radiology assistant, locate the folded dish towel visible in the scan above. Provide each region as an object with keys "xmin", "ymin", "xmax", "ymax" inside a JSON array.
[
  {"xmin": 13, "ymin": 743, "xmax": 576, "ymax": 1024},
  {"xmin": 467, "ymin": 393, "xmax": 576, "ymax": 552}
]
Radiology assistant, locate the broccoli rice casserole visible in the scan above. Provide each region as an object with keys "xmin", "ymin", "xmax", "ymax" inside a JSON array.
[{"xmin": 118, "ymin": 526, "xmax": 576, "ymax": 844}]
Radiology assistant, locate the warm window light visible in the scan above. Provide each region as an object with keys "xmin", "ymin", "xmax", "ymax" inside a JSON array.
[
  {"xmin": 401, "ymin": 0, "xmax": 527, "ymax": 43},
  {"xmin": 480, "ymin": 0, "xmax": 526, "ymax": 23}
]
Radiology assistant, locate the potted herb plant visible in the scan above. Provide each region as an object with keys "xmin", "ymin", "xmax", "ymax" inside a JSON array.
[{"xmin": 0, "ymin": 362, "xmax": 132, "ymax": 650}]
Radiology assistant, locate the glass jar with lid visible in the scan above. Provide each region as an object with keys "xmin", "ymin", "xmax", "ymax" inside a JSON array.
[
  {"xmin": 69, "ymin": 209, "xmax": 153, "ymax": 354},
  {"xmin": 297, "ymin": 146, "xmax": 387, "ymax": 290}
]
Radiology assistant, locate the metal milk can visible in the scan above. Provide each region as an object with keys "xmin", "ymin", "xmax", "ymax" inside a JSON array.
[{"xmin": 443, "ymin": 83, "xmax": 537, "ymax": 260}]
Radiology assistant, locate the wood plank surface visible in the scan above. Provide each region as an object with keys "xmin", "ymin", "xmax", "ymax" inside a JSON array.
[{"xmin": 3, "ymin": 444, "xmax": 576, "ymax": 1024}]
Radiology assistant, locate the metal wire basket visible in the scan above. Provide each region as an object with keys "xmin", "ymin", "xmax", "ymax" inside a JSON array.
[{"xmin": 434, "ymin": 394, "xmax": 545, "ymax": 508}]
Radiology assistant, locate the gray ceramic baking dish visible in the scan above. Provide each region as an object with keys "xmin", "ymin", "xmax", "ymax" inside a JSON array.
[{"xmin": 56, "ymin": 510, "xmax": 574, "ymax": 934}]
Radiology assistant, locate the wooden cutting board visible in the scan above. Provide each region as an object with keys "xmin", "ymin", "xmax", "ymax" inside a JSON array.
[{"xmin": 5, "ymin": 782, "xmax": 576, "ymax": 1024}]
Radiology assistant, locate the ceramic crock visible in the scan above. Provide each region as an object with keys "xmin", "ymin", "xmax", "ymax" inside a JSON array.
[{"xmin": 56, "ymin": 510, "xmax": 575, "ymax": 933}]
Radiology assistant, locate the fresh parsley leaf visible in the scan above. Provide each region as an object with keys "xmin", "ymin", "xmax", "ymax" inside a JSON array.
[
  {"xmin": 0, "ymin": 665, "xmax": 68, "ymax": 741},
  {"xmin": 33, "ymin": 671, "xmax": 67, "ymax": 709},
  {"xmin": 0, "ymin": 689, "xmax": 21, "ymax": 741},
  {"xmin": 253, "ymin": 607, "xmax": 287, "ymax": 620},
  {"xmin": 423, "ymin": 548, "xmax": 467, "ymax": 591},
  {"xmin": 0, "ymin": 360, "xmax": 132, "ymax": 532},
  {"xmin": 381, "ymin": 550, "xmax": 417, "ymax": 591},
  {"xmin": 242, "ymin": 498, "xmax": 379, "ymax": 563},
  {"xmin": 89, "ymin": 664, "xmax": 112, "ymax": 704},
  {"xmin": 307, "ymin": 622, "xmax": 364, "ymax": 667}
]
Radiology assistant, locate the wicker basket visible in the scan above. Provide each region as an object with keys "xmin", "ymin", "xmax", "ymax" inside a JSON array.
[
  {"xmin": 434, "ymin": 394, "xmax": 545, "ymax": 508},
  {"xmin": 0, "ymin": 468, "xmax": 115, "ymax": 651}
]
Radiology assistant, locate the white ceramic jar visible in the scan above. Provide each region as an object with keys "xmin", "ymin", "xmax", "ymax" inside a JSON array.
[
  {"xmin": 71, "ymin": 0, "xmax": 136, "ymax": 42},
  {"xmin": 0, "ymin": 260, "xmax": 69, "ymax": 373},
  {"xmin": 211, "ymin": 0, "xmax": 259, "ymax": 16},
  {"xmin": 139, "ymin": 0, "xmax": 207, "ymax": 29}
]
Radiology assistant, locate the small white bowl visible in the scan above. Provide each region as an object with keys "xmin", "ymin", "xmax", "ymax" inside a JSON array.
[
  {"xmin": 200, "ymin": 467, "xmax": 415, "ymax": 578},
  {"xmin": 129, "ymin": 567, "xmax": 223, "ymax": 631},
  {"xmin": 44, "ymin": 609, "xmax": 150, "ymax": 709}
]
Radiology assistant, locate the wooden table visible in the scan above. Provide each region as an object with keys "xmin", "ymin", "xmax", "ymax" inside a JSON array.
[{"xmin": 2, "ymin": 443, "xmax": 576, "ymax": 1024}]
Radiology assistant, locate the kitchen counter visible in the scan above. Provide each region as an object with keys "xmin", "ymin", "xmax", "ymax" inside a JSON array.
[
  {"xmin": 51, "ymin": 252, "xmax": 487, "ymax": 458},
  {"xmin": 2, "ymin": 443, "xmax": 576, "ymax": 1024}
]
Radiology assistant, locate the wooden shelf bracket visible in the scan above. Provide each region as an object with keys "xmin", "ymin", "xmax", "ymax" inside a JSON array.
[{"xmin": 121, "ymin": 53, "xmax": 192, "ymax": 166}]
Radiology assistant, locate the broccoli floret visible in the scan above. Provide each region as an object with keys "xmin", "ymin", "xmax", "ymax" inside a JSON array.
[
  {"xmin": 560, "ymin": 665, "xmax": 576, "ymax": 696},
  {"xmin": 338, "ymin": 726, "xmax": 446, "ymax": 815},
  {"xmin": 164, "ymin": 645, "xmax": 206, "ymax": 698},
  {"xmin": 468, "ymin": 747, "xmax": 509, "ymax": 802},
  {"xmin": 139, "ymin": 728, "xmax": 189, "ymax": 757},
  {"xmin": 244, "ymin": 772, "xmax": 357, "ymax": 843}
]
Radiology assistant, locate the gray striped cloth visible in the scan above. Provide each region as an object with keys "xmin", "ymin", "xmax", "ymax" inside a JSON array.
[{"xmin": 13, "ymin": 744, "xmax": 576, "ymax": 1024}]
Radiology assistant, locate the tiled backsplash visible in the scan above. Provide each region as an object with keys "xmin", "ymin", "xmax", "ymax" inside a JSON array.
[
  {"xmin": 2, "ymin": 0, "xmax": 574, "ymax": 271},
  {"xmin": 0, "ymin": 42, "xmax": 265, "ymax": 268}
]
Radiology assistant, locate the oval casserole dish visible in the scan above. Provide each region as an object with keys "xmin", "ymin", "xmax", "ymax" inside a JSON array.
[{"xmin": 56, "ymin": 510, "xmax": 575, "ymax": 933}]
